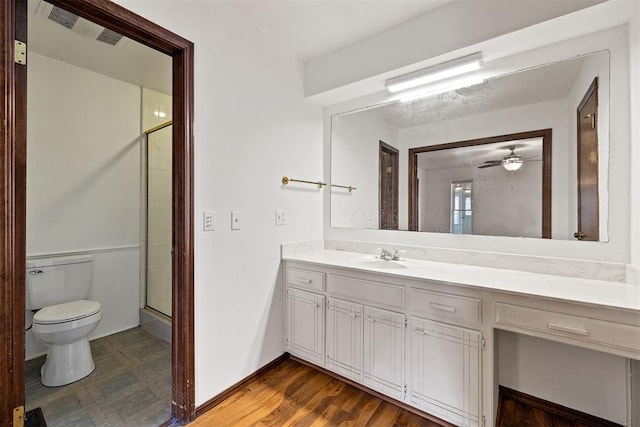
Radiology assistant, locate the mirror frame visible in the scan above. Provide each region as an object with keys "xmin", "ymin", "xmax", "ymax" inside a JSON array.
[{"xmin": 408, "ymin": 128, "xmax": 553, "ymax": 237}]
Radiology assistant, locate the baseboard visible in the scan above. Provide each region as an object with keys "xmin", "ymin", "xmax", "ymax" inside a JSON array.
[
  {"xmin": 195, "ymin": 353, "xmax": 291, "ymax": 418},
  {"xmin": 496, "ymin": 385, "xmax": 622, "ymax": 427},
  {"xmin": 291, "ymin": 356, "xmax": 455, "ymax": 427}
]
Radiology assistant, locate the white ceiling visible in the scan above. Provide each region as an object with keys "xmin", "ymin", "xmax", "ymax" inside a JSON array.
[
  {"xmin": 28, "ymin": 0, "xmax": 173, "ymax": 94},
  {"xmin": 222, "ymin": 0, "xmax": 452, "ymax": 61},
  {"xmin": 27, "ymin": 0, "xmax": 452, "ymax": 94}
]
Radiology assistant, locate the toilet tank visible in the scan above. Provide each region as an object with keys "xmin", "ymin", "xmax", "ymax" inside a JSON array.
[{"xmin": 26, "ymin": 255, "xmax": 93, "ymax": 310}]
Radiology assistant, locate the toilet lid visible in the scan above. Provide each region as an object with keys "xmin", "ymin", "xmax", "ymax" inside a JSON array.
[{"xmin": 34, "ymin": 300, "xmax": 102, "ymax": 324}]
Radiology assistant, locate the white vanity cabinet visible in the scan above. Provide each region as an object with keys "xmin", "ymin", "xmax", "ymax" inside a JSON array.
[
  {"xmin": 326, "ymin": 298, "xmax": 406, "ymax": 400},
  {"xmin": 409, "ymin": 317, "xmax": 481, "ymax": 427},
  {"xmin": 284, "ymin": 261, "xmax": 483, "ymax": 424},
  {"xmin": 363, "ymin": 306, "xmax": 406, "ymax": 400},
  {"xmin": 285, "ymin": 288, "xmax": 325, "ymax": 365},
  {"xmin": 326, "ymin": 297, "xmax": 363, "ymax": 381}
]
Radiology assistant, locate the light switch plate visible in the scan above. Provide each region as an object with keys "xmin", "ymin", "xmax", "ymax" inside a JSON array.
[
  {"xmin": 203, "ymin": 211, "xmax": 215, "ymax": 231},
  {"xmin": 275, "ymin": 210, "xmax": 287, "ymax": 226},
  {"xmin": 231, "ymin": 211, "xmax": 242, "ymax": 230}
]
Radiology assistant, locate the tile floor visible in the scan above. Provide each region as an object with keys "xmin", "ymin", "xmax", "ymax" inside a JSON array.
[{"xmin": 26, "ymin": 327, "xmax": 172, "ymax": 427}]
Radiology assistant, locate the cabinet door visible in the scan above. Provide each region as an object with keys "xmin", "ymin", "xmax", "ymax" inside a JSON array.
[
  {"xmin": 326, "ymin": 298, "xmax": 363, "ymax": 381},
  {"xmin": 410, "ymin": 317, "xmax": 481, "ymax": 427},
  {"xmin": 286, "ymin": 288, "xmax": 325, "ymax": 365},
  {"xmin": 363, "ymin": 306, "xmax": 405, "ymax": 400}
]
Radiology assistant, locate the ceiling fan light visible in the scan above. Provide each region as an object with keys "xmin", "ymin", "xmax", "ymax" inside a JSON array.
[{"xmin": 502, "ymin": 157, "xmax": 523, "ymax": 171}]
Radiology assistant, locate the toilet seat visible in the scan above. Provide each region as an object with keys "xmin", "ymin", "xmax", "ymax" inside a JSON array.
[{"xmin": 34, "ymin": 299, "xmax": 102, "ymax": 325}]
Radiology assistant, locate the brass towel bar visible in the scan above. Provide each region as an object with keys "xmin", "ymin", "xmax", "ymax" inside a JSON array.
[
  {"xmin": 330, "ymin": 183, "xmax": 357, "ymax": 192},
  {"xmin": 281, "ymin": 176, "xmax": 356, "ymax": 192}
]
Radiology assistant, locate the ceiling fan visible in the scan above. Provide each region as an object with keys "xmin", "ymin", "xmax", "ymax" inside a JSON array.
[{"xmin": 478, "ymin": 146, "xmax": 525, "ymax": 171}]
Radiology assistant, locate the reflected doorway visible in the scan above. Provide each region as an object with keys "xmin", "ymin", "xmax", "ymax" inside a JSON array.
[
  {"xmin": 379, "ymin": 141, "xmax": 399, "ymax": 230},
  {"xmin": 576, "ymin": 77, "xmax": 599, "ymax": 241}
]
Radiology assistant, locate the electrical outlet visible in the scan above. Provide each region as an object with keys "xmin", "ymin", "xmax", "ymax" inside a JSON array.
[
  {"xmin": 275, "ymin": 210, "xmax": 287, "ymax": 226},
  {"xmin": 231, "ymin": 211, "xmax": 242, "ymax": 230},
  {"xmin": 203, "ymin": 211, "xmax": 215, "ymax": 231}
]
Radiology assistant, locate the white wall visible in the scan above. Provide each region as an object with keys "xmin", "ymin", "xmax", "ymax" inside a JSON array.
[
  {"xmin": 113, "ymin": 0, "xmax": 324, "ymax": 406},
  {"xmin": 331, "ymin": 108, "xmax": 398, "ymax": 228},
  {"xmin": 419, "ymin": 162, "xmax": 542, "ymax": 238},
  {"xmin": 26, "ymin": 52, "xmax": 142, "ymax": 359},
  {"xmin": 630, "ymin": 2, "xmax": 640, "ymax": 270},
  {"xmin": 498, "ymin": 331, "xmax": 629, "ymax": 425},
  {"xmin": 399, "ymin": 99, "xmax": 569, "ymax": 236}
]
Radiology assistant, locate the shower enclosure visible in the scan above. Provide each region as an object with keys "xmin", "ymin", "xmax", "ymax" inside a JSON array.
[{"xmin": 145, "ymin": 122, "xmax": 172, "ymax": 318}]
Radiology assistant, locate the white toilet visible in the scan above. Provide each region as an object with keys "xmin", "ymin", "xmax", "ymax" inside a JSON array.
[{"xmin": 26, "ymin": 255, "xmax": 102, "ymax": 387}]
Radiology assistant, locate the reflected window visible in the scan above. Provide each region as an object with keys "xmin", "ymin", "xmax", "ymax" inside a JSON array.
[{"xmin": 451, "ymin": 181, "xmax": 472, "ymax": 234}]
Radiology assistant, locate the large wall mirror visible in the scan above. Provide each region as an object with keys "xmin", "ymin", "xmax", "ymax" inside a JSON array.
[{"xmin": 331, "ymin": 50, "xmax": 610, "ymax": 241}]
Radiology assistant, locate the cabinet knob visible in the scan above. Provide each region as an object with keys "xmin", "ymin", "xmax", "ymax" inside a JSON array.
[{"xmin": 573, "ymin": 231, "xmax": 585, "ymax": 240}]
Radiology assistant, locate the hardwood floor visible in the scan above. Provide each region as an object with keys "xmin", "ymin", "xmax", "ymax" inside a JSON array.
[{"xmin": 193, "ymin": 359, "xmax": 441, "ymax": 426}]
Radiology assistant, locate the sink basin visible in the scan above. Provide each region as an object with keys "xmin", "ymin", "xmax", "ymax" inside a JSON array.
[{"xmin": 355, "ymin": 259, "xmax": 408, "ymax": 270}]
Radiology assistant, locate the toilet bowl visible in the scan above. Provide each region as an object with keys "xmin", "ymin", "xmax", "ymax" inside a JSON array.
[
  {"xmin": 33, "ymin": 299, "xmax": 102, "ymax": 387},
  {"xmin": 27, "ymin": 255, "xmax": 102, "ymax": 386}
]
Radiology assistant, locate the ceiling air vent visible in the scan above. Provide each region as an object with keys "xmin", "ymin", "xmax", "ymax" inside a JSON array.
[
  {"xmin": 96, "ymin": 28, "xmax": 124, "ymax": 46},
  {"xmin": 47, "ymin": 5, "xmax": 79, "ymax": 29}
]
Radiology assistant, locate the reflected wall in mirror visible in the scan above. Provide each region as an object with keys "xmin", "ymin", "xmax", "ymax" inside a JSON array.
[{"xmin": 330, "ymin": 50, "xmax": 609, "ymax": 241}]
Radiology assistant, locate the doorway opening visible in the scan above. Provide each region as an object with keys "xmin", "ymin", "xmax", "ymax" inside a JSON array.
[{"xmin": 1, "ymin": 0, "xmax": 194, "ymax": 425}]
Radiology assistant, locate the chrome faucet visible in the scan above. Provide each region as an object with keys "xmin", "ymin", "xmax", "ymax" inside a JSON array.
[
  {"xmin": 378, "ymin": 248, "xmax": 393, "ymax": 260},
  {"xmin": 377, "ymin": 248, "xmax": 405, "ymax": 261}
]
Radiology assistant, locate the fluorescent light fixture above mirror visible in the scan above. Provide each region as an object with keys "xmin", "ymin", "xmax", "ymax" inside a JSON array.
[
  {"xmin": 385, "ymin": 52, "xmax": 483, "ymax": 93},
  {"xmin": 397, "ymin": 75, "xmax": 485, "ymax": 103}
]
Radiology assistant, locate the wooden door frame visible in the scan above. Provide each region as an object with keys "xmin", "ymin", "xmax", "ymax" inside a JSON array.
[
  {"xmin": 1, "ymin": 0, "xmax": 195, "ymax": 425},
  {"xmin": 379, "ymin": 141, "xmax": 399, "ymax": 230},
  {"xmin": 576, "ymin": 77, "xmax": 599, "ymax": 241},
  {"xmin": 408, "ymin": 129, "xmax": 552, "ymax": 238}
]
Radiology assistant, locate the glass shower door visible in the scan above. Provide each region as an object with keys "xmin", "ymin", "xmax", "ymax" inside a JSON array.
[{"xmin": 146, "ymin": 124, "xmax": 172, "ymax": 317}]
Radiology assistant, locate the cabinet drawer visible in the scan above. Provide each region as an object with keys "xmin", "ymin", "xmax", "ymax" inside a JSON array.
[
  {"xmin": 287, "ymin": 267, "xmax": 325, "ymax": 292},
  {"xmin": 495, "ymin": 303, "xmax": 640, "ymax": 354},
  {"xmin": 411, "ymin": 288, "xmax": 481, "ymax": 327},
  {"xmin": 329, "ymin": 274, "xmax": 404, "ymax": 310}
]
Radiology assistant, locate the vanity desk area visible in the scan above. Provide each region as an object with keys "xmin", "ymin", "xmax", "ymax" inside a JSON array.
[{"xmin": 281, "ymin": 242, "xmax": 640, "ymax": 427}]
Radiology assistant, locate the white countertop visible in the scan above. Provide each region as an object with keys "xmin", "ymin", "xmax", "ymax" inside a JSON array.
[{"xmin": 283, "ymin": 249, "xmax": 640, "ymax": 312}]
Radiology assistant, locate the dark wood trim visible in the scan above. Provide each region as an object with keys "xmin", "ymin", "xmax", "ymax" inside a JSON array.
[
  {"xmin": 541, "ymin": 129, "xmax": 553, "ymax": 239},
  {"xmin": 2, "ymin": 1, "xmax": 195, "ymax": 424},
  {"xmin": 496, "ymin": 385, "xmax": 622, "ymax": 427},
  {"xmin": 291, "ymin": 356, "xmax": 456, "ymax": 427},
  {"xmin": 0, "ymin": 1, "xmax": 27, "ymax": 425},
  {"xmin": 408, "ymin": 129, "xmax": 553, "ymax": 238},
  {"xmin": 195, "ymin": 353, "xmax": 292, "ymax": 418},
  {"xmin": 379, "ymin": 141, "xmax": 399, "ymax": 230}
]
